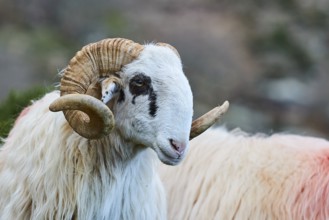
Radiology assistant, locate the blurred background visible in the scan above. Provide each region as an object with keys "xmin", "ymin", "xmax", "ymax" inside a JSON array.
[{"xmin": 1, "ymin": 0, "xmax": 329, "ymax": 139}]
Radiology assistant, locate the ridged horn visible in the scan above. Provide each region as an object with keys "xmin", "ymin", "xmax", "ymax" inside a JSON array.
[
  {"xmin": 190, "ymin": 101, "xmax": 229, "ymax": 140},
  {"xmin": 49, "ymin": 38, "xmax": 144, "ymax": 139},
  {"xmin": 49, "ymin": 94, "xmax": 114, "ymax": 139}
]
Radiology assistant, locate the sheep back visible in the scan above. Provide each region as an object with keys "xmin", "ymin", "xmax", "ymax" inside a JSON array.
[{"xmin": 160, "ymin": 128, "xmax": 329, "ymax": 220}]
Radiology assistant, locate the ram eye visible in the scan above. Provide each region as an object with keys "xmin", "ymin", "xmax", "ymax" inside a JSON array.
[
  {"xmin": 129, "ymin": 73, "xmax": 151, "ymax": 96},
  {"xmin": 131, "ymin": 79, "xmax": 145, "ymax": 87}
]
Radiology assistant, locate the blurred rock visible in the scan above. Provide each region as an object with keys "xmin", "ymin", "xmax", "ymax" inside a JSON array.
[{"xmin": 0, "ymin": 0, "xmax": 328, "ymax": 137}]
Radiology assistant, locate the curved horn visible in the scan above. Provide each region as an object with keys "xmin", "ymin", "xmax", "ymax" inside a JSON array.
[
  {"xmin": 190, "ymin": 101, "xmax": 229, "ymax": 140},
  {"xmin": 49, "ymin": 94, "xmax": 114, "ymax": 139},
  {"xmin": 50, "ymin": 38, "xmax": 144, "ymax": 139}
]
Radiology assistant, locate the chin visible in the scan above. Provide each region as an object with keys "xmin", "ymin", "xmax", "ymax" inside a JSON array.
[
  {"xmin": 159, "ymin": 156, "xmax": 181, "ymax": 166},
  {"xmin": 155, "ymin": 147, "xmax": 185, "ymax": 166}
]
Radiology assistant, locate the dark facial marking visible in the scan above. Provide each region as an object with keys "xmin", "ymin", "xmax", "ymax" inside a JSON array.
[
  {"xmin": 148, "ymin": 88, "xmax": 158, "ymax": 117},
  {"xmin": 130, "ymin": 74, "xmax": 151, "ymax": 95},
  {"xmin": 117, "ymin": 90, "xmax": 125, "ymax": 103},
  {"xmin": 129, "ymin": 73, "xmax": 151, "ymax": 104},
  {"xmin": 129, "ymin": 73, "xmax": 158, "ymax": 117}
]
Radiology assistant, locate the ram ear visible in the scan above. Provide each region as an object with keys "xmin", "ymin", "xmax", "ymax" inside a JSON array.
[{"xmin": 100, "ymin": 76, "xmax": 122, "ymax": 105}]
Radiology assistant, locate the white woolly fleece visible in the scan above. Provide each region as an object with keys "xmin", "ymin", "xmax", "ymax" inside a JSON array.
[
  {"xmin": 0, "ymin": 92, "xmax": 167, "ymax": 219},
  {"xmin": 160, "ymin": 128, "xmax": 329, "ymax": 220}
]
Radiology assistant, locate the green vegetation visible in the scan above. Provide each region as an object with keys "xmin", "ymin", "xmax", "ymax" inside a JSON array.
[{"xmin": 0, "ymin": 87, "xmax": 50, "ymax": 143}]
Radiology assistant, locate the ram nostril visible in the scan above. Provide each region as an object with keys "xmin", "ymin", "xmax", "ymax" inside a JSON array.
[{"xmin": 169, "ymin": 139, "xmax": 186, "ymax": 155}]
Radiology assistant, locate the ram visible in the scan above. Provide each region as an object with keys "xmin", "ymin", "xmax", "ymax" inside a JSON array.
[
  {"xmin": 0, "ymin": 38, "xmax": 228, "ymax": 220},
  {"xmin": 160, "ymin": 127, "xmax": 329, "ymax": 220}
]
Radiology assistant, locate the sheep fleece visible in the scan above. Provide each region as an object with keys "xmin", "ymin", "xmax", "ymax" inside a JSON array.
[
  {"xmin": 159, "ymin": 128, "xmax": 329, "ymax": 220},
  {"xmin": 0, "ymin": 92, "xmax": 166, "ymax": 220}
]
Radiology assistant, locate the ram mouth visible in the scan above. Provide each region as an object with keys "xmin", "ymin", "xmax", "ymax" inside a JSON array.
[{"xmin": 157, "ymin": 147, "xmax": 182, "ymax": 166}]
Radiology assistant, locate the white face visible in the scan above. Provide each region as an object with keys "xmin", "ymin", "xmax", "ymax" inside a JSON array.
[{"xmin": 103, "ymin": 44, "xmax": 193, "ymax": 165}]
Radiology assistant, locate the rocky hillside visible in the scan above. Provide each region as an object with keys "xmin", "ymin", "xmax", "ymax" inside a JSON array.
[{"xmin": 0, "ymin": 0, "xmax": 328, "ymax": 137}]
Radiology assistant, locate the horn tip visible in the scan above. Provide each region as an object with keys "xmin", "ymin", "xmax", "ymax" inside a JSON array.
[
  {"xmin": 209, "ymin": 100, "xmax": 230, "ymax": 121},
  {"xmin": 49, "ymin": 97, "xmax": 68, "ymax": 112},
  {"xmin": 49, "ymin": 101, "xmax": 59, "ymax": 112},
  {"xmin": 218, "ymin": 100, "xmax": 229, "ymax": 114}
]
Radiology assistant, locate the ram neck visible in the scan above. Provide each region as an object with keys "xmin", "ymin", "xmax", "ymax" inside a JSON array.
[
  {"xmin": 0, "ymin": 91, "xmax": 165, "ymax": 219},
  {"xmin": 78, "ymin": 133, "xmax": 136, "ymax": 169},
  {"xmin": 66, "ymin": 132, "xmax": 161, "ymax": 219}
]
